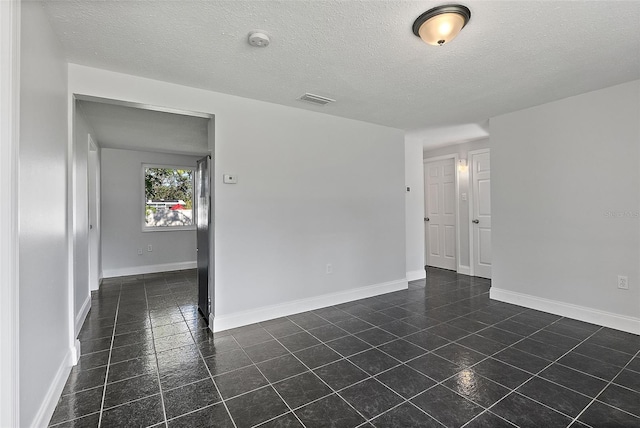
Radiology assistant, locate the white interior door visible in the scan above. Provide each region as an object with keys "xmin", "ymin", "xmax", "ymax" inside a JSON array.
[
  {"xmin": 470, "ymin": 150, "xmax": 491, "ymax": 278},
  {"xmin": 424, "ymin": 158, "xmax": 457, "ymax": 271}
]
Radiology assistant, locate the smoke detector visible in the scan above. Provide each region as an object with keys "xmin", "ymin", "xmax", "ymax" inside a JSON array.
[
  {"xmin": 298, "ymin": 93, "xmax": 336, "ymax": 106},
  {"xmin": 248, "ymin": 31, "xmax": 270, "ymax": 47}
]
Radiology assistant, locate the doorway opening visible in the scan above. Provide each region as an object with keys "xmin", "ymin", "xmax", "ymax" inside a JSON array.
[
  {"xmin": 69, "ymin": 95, "xmax": 216, "ymax": 357},
  {"xmin": 421, "ymin": 149, "xmax": 492, "ymax": 279}
]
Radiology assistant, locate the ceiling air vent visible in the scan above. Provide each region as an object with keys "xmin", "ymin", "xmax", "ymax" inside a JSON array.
[{"xmin": 298, "ymin": 93, "xmax": 335, "ymax": 106}]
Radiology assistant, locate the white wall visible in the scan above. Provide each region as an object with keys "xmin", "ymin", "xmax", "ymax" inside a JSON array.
[
  {"xmin": 404, "ymin": 135, "xmax": 426, "ymax": 280},
  {"xmin": 491, "ymin": 80, "xmax": 640, "ymax": 333},
  {"xmin": 101, "ymin": 148, "xmax": 201, "ymax": 277},
  {"xmin": 19, "ymin": 2, "xmax": 71, "ymax": 426},
  {"xmin": 68, "ymin": 65, "xmax": 406, "ymax": 328},
  {"xmin": 424, "ymin": 138, "xmax": 490, "ymax": 270},
  {"xmin": 72, "ymin": 104, "xmax": 97, "ymax": 333}
]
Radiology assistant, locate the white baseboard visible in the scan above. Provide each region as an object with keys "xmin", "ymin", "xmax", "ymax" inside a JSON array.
[
  {"xmin": 29, "ymin": 349, "xmax": 73, "ymax": 428},
  {"xmin": 74, "ymin": 295, "xmax": 91, "ymax": 338},
  {"xmin": 406, "ymin": 270, "xmax": 426, "ymax": 281},
  {"xmin": 490, "ymin": 287, "xmax": 640, "ymax": 335},
  {"xmin": 457, "ymin": 265, "xmax": 470, "ymax": 275},
  {"xmin": 72, "ymin": 340, "xmax": 81, "ymax": 365},
  {"xmin": 102, "ymin": 261, "xmax": 196, "ymax": 278},
  {"xmin": 213, "ymin": 278, "xmax": 408, "ymax": 332}
]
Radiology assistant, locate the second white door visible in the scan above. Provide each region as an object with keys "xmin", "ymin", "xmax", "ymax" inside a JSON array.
[
  {"xmin": 470, "ymin": 150, "xmax": 492, "ymax": 279},
  {"xmin": 424, "ymin": 158, "xmax": 456, "ymax": 271}
]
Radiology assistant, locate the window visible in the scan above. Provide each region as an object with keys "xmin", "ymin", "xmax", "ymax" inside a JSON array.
[{"xmin": 143, "ymin": 164, "xmax": 195, "ymax": 231}]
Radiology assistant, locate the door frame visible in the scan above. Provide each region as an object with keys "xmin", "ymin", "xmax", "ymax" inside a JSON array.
[
  {"xmin": 206, "ymin": 119, "xmax": 215, "ymax": 330},
  {"xmin": 67, "ymin": 94, "xmax": 216, "ymax": 347},
  {"xmin": 0, "ymin": 0, "xmax": 21, "ymax": 425},
  {"xmin": 87, "ymin": 135, "xmax": 100, "ymax": 292},
  {"xmin": 467, "ymin": 148, "xmax": 490, "ymax": 277},
  {"xmin": 423, "ymin": 153, "xmax": 462, "ymax": 273}
]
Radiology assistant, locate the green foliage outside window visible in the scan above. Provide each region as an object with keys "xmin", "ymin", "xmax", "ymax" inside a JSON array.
[
  {"xmin": 145, "ymin": 168, "xmax": 193, "ymax": 203},
  {"xmin": 144, "ymin": 167, "xmax": 194, "ymax": 228}
]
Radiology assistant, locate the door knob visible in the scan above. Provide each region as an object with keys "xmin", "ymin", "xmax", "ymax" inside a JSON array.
[
  {"xmin": 472, "ymin": 219, "xmax": 479, "ymax": 224},
  {"xmin": 424, "ymin": 217, "xmax": 430, "ymax": 222}
]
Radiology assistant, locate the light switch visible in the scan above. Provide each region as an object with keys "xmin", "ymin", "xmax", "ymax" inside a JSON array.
[
  {"xmin": 223, "ymin": 174, "xmax": 237, "ymax": 184},
  {"xmin": 461, "ymin": 193, "xmax": 467, "ymax": 201}
]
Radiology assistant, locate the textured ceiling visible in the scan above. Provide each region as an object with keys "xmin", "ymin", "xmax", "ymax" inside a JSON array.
[
  {"xmin": 77, "ymin": 100, "xmax": 209, "ymax": 155},
  {"xmin": 47, "ymin": 1, "xmax": 640, "ymax": 131}
]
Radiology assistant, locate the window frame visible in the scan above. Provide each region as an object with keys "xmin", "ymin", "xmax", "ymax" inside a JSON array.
[{"xmin": 141, "ymin": 163, "xmax": 196, "ymax": 232}]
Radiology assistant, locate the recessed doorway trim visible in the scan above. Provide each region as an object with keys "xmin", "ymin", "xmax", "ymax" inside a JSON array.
[
  {"xmin": 67, "ymin": 93, "xmax": 216, "ymax": 369},
  {"xmin": 74, "ymin": 94, "xmax": 213, "ymax": 119}
]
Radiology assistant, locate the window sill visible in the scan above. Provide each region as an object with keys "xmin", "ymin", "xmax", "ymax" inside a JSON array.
[{"xmin": 142, "ymin": 226, "xmax": 196, "ymax": 233}]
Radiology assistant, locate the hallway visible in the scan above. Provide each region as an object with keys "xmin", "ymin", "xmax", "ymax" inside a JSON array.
[{"xmin": 50, "ymin": 269, "xmax": 640, "ymax": 427}]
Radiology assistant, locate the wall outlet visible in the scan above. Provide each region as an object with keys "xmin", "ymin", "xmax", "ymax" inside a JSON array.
[
  {"xmin": 326, "ymin": 263, "xmax": 333, "ymax": 274},
  {"xmin": 618, "ymin": 275, "xmax": 628, "ymax": 290},
  {"xmin": 147, "ymin": 244, "xmax": 153, "ymax": 252},
  {"xmin": 137, "ymin": 248, "xmax": 143, "ymax": 255}
]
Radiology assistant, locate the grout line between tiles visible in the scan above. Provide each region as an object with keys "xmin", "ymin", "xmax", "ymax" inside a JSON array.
[
  {"xmin": 458, "ymin": 321, "xmax": 607, "ymax": 427},
  {"xmin": 146, "ymin": 281, "xmax": 170, "ymax": 428},
  {"xmin": 48, "ymin": 411, "xmax": 102, "ymax": 428},
  {"xmin": 231, "ymin": 334, "xmax": 309, "ymax": 428},
  {"xmin": 97, "ymin": 282, "xmax": 122, "ymax": 428},
  {"xmin": 100, "ymin": 392, "xmax": 163, "ymax": 413},
  {"xmin": 271, "ymin": 286, "xmax": 579, "ymax": 427},
  {"xmin": 569, "ymin": 348, "xmax": 640, "ymax": 425},
  {"xmin": 280, "ymin": 309, "xmax": 484, "ymax": 427},
  {"xmin": 60, "ymin": 271, "xmax": 639, "ymax": 428},
  {"xmin": 188, "ymin": 322, "xmax": 239, "ymax": 428},
  {"xmin": 359, "ymin": 298, "xmax": 598, "ymax": 426}
]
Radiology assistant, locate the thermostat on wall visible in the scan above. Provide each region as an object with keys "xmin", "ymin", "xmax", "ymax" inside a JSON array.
[{"xmin": 223, "ymin": 174, "xmax": 237, "ymax": 184}]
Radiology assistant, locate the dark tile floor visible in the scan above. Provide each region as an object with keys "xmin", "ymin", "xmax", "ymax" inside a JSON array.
[{"xmin": 50, "ymin": 268, "xmax": 640, "ymax": 428}]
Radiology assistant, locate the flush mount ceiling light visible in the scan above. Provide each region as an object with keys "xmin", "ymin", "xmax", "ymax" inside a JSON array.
[{"xmin": 413, "ymin": 4, "xmax": 471, "ymax": 46}]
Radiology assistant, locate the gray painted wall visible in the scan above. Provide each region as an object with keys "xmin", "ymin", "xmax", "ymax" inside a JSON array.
[
  {"xmin": 19, "ymin": 2, "xmax": 69, "ymax": 425},
  {"xmin": 404, "ymin": 136, "xmax": 425, "ymax": 278},
  {"xmin": 100, "ymin": 148, "xmax": 202, "ymax": 276},
  {"xmin": 491, "ymin": 80, "xmax": 639, "ymax": 319},
  {"xmin": 69, "ymin": 64, "xmax": 406, "ymax": 321}
]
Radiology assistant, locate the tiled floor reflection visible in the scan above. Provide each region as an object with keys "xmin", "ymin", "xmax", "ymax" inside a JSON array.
[{"xmin": 50, "ymin": 268, "xmax": 640, "ymax": 427}]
